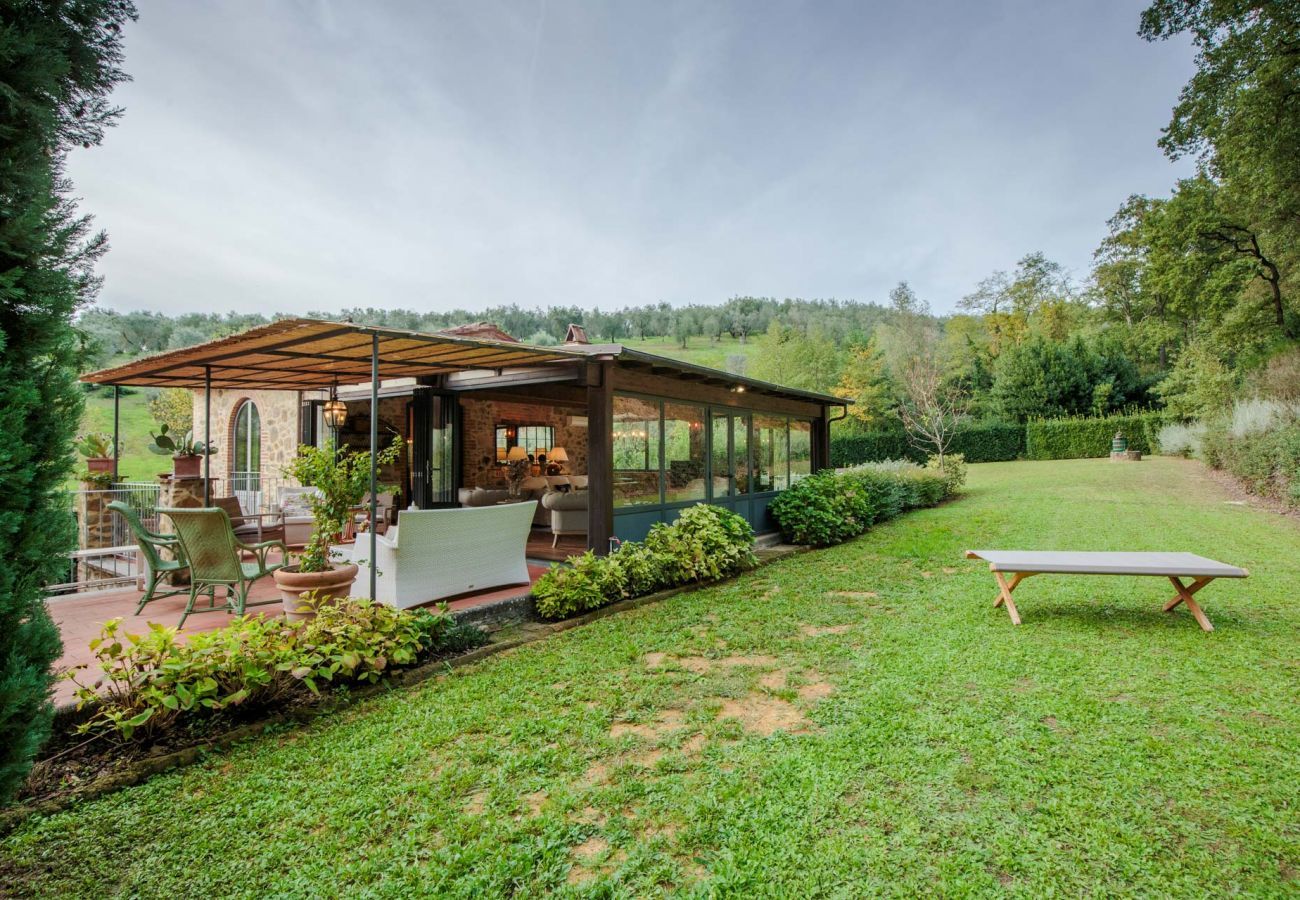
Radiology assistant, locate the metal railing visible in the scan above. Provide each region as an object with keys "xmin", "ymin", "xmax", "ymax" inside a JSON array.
[{"xmin": 52, "ymin": 475, "xmax": 296, "ymax": 596}]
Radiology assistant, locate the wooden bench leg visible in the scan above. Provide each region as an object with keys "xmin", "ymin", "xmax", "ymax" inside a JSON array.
[
  {"xmin": 993, "ymin": 572, "xmax": 1027, "ymax": 625},
  {"xmin": 1165, "ymin": 576, "xmax": 1215, "ymax": 632}
]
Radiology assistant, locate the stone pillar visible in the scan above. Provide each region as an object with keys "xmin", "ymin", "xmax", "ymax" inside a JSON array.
[
  {"xmin": 156, "ymin": 475, "xmax": 217, "ymax": 584},
  {"xmin": 76, "ymin": 480, "xmax": 117, "ymax": 584}
]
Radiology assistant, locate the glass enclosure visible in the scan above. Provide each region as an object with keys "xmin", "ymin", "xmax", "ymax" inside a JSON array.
[{"xmin": 612, "ymin": 390, "xmax": 814, "ymax": 538}]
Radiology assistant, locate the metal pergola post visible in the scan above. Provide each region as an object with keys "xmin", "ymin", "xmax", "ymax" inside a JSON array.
[
  {"xmin": 369, "ymin": 335, "xmax": 379, "ymax": 600},
  {"xmin": 204, "ymin": 366, "xmax": 212, "ymax": 505},
  {"xmin": 112, "ymin": 385, "xmax": 120, "ymax": 481}
]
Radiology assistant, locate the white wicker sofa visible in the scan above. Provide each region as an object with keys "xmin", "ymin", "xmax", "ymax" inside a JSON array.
[{"xmin": 358, "ymin": 501, "xmax": 536, "ymax": 609}]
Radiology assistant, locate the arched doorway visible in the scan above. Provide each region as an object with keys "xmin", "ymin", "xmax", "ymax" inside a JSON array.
[{"xmin": 231, "ymin": 399, "xmax": 261, "ymax": 509}]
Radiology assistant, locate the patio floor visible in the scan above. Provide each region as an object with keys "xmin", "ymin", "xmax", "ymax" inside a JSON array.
[{"xmin": 49, "ymin": 548, "xmax": 555, "ymax": 707}]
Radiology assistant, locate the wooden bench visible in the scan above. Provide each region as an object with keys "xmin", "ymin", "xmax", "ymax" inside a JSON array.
[{"xmin": 964, "ymin": 550, "xmax": 1249, "ymax": 632}]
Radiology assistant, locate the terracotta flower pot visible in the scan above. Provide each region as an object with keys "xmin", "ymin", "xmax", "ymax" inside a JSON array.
[
  {"xmin": 272, "ymin": 563, "xmax": 359, "ymax": 621},
  {"xmin": 173, "ymin": 455, "xmax": 202, "ymax": 478},
  {"xmin": 86, "ymin": 457, "xmax": 115, "ymax": 474}
]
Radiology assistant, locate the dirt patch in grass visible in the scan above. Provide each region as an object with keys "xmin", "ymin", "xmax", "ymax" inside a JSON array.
[
  {"xmin": 671, "ymin": 654, "xmax": 780, "ymax": 674},
  {"xmin": 643, "ymin": 652, "xmax": 671, "ymax": 667},
  {"xmin": 567, "ymin": 836, "xmax": 626, "ymax": 884},
  {"xmin": 800, "ymin": 623, "xmax": 853, "ymax": 637},
  {"xmin": 759, "ymin": 670, "xmax": 787, "ymax": 690},
  {"xmin": 797, "ymin": 681, "xmax": 834, "ymax": 702},
  {"xmin": 716, "ymin": 694, "xmax": 809, "ymax": 736},
  {"xmin": 680, "ymin": 733, "xmax": 706, "ymax": 755},
  {"xmin": 828, "ymin": 590, "xmax": 877, "ymax": 600},
  {"xmin": 610, "ymin": 709, "xmax": 685, "ymax": 739},
  {"xmin": 522, "ymin": 790, "xmax": 547, "ymax": 816},
  {"xmin": 464, "ymin": 789, "xmax": 488, "ymax": 815}
]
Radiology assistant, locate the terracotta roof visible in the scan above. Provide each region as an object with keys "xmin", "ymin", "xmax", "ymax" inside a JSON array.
[{"xmin": 438, "ymin": 322, "xmax": 518, "ymax": 343}]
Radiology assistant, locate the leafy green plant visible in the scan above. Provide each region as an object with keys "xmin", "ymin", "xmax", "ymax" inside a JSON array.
[
  {"xmin": 283, "ymin": 437, "xmax": 403, "ymax": 573},
  {"xmin": 67, "ymin": 600, "xmax": 470, "ymax": 741},
  {"xmin": 769, "ymin": 460, "xmax": 955, "ymax": 547},
  {"xmin": 75, "ymin": 432, "xmax": 115, "ymax": 458},
  {"xmin": 147, "ymin": 422, "xmax": 215, "ymax": 459},
  {"xmin": 925, "ymin": 453, "xmax": 967, "ymax": 494},
  {"xmin": 832, "ymin": 422, "xmax": 1024, "ymax": 466},
  {"xmin": 532, "ymin": 505, "xmax": 756, "ymax": 620}
]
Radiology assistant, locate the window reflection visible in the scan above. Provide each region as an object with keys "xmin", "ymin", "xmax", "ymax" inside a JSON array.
[
  {"xmin": 664, "ymin": 403, "xmax": 706, "ymax": 502},
  {"xmin": 613, "ymin": 395, "xmax": 661, "ymax": 506}
]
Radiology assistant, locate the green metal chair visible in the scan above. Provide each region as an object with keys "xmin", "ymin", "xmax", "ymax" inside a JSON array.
[
  {"xmin": 159, "ymin": 507, "xmax": 288, "ymax": 628},
  {"xmin": 107, "ymin": 500, "xmax": 189, "ymax": 615}
]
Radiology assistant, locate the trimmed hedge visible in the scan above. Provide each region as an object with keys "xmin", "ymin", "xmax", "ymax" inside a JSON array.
[
  {"xmin": 1024, "ymin": 413, "xmax": 1166, "ymax": 460},
  {"xmin": 768, "ymin": 457, "xmax": 964, "ymax": 547},
  {"xmin": 831, "ymin": 422, "xmax": 1025, "ymax": 466},
  {"xmin": 1200, "ymin": 410, "xmax": 1300, "ymax": 506}
]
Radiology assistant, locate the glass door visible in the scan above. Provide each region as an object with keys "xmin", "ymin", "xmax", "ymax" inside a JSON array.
[{"xmin": 428, "ymin": 395, "xmax": 457, "ymax": 507}]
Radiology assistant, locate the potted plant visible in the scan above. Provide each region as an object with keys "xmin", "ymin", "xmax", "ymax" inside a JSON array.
[
  {"xmin": 148, "ymin": 423, "xmax": 216, "ymax": 478},
  {"xmin": 76, "ymin": 432, "xmax": 117, "ymax": 475},
  {"xmin": 272, "ymin": 436, "xmax": 402, "ymax": 619}
]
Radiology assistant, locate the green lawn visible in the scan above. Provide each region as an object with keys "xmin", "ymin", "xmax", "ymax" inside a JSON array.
[
  {"xmin": 621, "ymin": 335, "xmax": 760, "ymax": 372},
  {"xmin": 6, "ymin": 458, "xmax": 1299, "ymax": 896},
  {"xmin": 76, "ymin": 388, "xmax": 167, "ymax": 484}
]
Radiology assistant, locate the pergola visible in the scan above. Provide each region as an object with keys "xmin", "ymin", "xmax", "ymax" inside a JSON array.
[{"xmin": 82, "ymin": 318, "xmax": 591, "ymax": 598}]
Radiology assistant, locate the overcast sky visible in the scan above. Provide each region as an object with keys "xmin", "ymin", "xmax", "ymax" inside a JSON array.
[{"xmin": 70, "ymin": 0, "xmax": 1196, "ymax": 317}]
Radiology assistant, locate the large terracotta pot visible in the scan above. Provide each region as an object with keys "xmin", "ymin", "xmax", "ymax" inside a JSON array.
[
  {"xmin": 272, "ymin": 563, "xmax": 359, "ymax": 621},
  {"xmin": 173, "ymin": 455, "xmax": 202, "ymax": 478},
  {"xmin": 86, "ymin": 457, "xmax": 115, "ymax": 474}
]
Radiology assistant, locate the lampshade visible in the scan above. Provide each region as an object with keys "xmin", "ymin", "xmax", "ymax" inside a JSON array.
[
  {"xmin": 548, "ymin": 446, "xmax": 569, "ymax": 462},
  {"xmin": 322, "ymin": 398, "xmax": 347, "ymax": 430},
  {"xmin": 507, "ymin": 445, "xmax": 529, "ymax": 461}
]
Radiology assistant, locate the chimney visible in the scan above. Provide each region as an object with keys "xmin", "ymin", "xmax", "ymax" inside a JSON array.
[{"xmin": 564, "ymin": 324, "xmax": 589, "ymax": 345}]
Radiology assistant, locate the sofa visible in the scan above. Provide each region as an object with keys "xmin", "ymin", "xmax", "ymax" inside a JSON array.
[
  {"xmin": 357, "ymin": 502, "xmax": 536, "ymax": 608},
  {"xmin": 458, "ymin": 475, "xmax": 587, "ymax": 528}
]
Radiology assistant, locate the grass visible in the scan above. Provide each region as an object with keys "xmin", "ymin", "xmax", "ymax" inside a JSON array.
[
  {"xmin": 5, "ymin": 458, "xmax": 1299, "ymax": 895},
  {"xmin": 620, "ymin": 335, "xmax": 760, "ymax": 372},
  {"xmin": 75, "ymin": 388, "xmax": 167, "ymax": 484}
]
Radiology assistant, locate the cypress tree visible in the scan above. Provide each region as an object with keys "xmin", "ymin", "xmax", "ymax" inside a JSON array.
[{"xmin": 0, "ymin": 0, "xmax": 135, "ymax": 803}]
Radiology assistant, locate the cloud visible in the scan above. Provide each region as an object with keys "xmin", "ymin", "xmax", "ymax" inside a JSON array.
[{"xmin": 69, "ymin": 0, "xmax": 1197, "ymax": 316}]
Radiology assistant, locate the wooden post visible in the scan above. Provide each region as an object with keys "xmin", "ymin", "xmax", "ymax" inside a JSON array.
[
  {"xmin": 586, "ymin": 360, "xmax": 614, "ymax": 555},
  {"xmin": 813, "ymin": 406, "xmax": 832, "ymax": 472}
]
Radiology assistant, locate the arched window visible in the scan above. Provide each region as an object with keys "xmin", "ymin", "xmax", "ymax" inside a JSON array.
[{"xmin": 232, "ymin": 400, "xmax": 261, "ymax": 494}]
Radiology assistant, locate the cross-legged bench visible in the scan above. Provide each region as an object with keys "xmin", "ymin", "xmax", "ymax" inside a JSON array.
[{"xmin": 963, "ymin": 550, "xmax": 1249, "ymax": 632}]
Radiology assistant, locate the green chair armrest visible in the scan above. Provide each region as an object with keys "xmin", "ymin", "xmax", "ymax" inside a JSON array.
[{"xmin": 237, "ymin": 538, "xmax": 288, "ymax": 554}]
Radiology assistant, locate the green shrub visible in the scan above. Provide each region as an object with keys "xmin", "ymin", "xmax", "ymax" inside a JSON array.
[
  {"xmin": 68, "ymin": 601, "xmax": 472, "ymax": 741},
  {"xmin": 770, "ymin": 458, "xmax": 955, "ymax": 547},
  {"xmin": 1024, "ymin": 413, "xmax": 1167, "ymax": 460},
  {"xmin": 925, "ymin": 453, "xmax": 968, "ymax": 494},
  {"xmin": 532, "ymin": 551, "xmax": 627, "ymax": 620},
  {"xmin": 532, "ymin": 505, "xmax": 757, "ymax": 620},
  {"xmin": 831, "ymin": 422, "xmax": 1024, "ymax": 466},
  {"xmin": 769, "ymin": 471, "xmax": 873, "ymax": 546}
]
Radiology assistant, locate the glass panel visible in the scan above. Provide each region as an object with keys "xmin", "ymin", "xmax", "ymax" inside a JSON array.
[
  {"xmin": 233, "ymin": 403, "xmax": 250, "ymax": 473},
  {"xmin": 754, "ymin": 415, "xmax": 788, "ymax": 492},
  {"xmin": 664, "ymin": 403, "xmax": 706, "ymax": 503},
  {"xmin": 613, "ymin": 395, "xmax": 661, "ymax": 507},
  {"xmin": 790, "ymin": 419, "xmax": 812, "ymax": 483},
  {"xmin": 248, "ymin": 404, "xmax": 261, "ymax": 474},
  {"xmin": 710, "ymin": 412, "xmax": 731, "ymax": 498},
  {"xmin": 733, "ymin": 414, "xmax": 750, "ymax": 495}
]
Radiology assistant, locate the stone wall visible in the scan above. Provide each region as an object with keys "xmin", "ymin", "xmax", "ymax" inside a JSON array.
[
  {"xmin": 461, "ymin": 398, "xmax": 588, "ymax": 489},
  {"xmin": 191, "ymin": 389, "xmax": 304, "ymax": 494}
]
